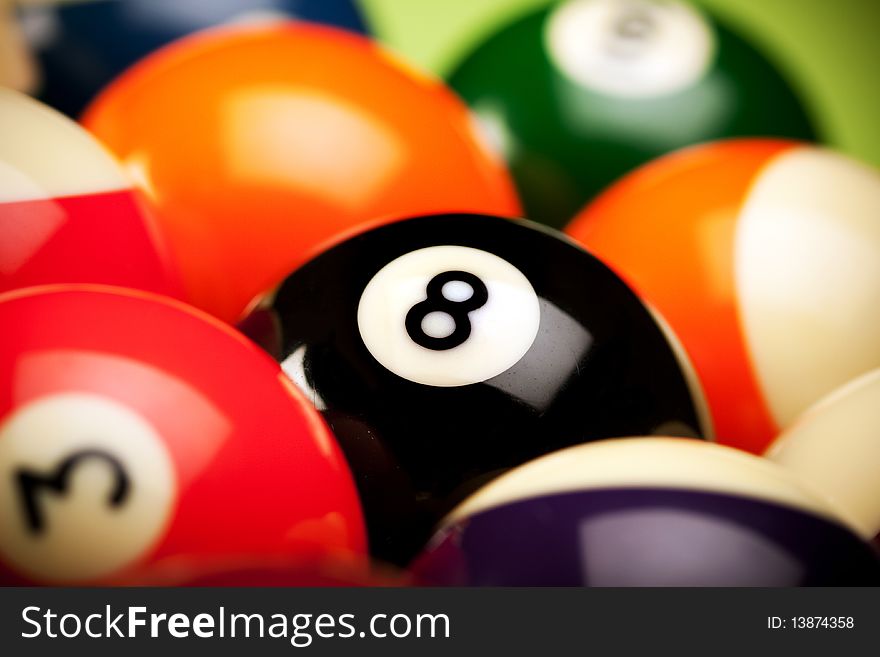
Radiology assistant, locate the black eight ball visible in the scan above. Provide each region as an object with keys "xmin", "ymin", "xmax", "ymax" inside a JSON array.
[{"xmin": 260, "ymin": 214, "xmax": 710, "ymax": 563}]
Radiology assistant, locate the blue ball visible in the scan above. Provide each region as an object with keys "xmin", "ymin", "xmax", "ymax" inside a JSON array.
[{"xmin": 19, "ymin": 0, "xmax": 370, "ymax": 117}]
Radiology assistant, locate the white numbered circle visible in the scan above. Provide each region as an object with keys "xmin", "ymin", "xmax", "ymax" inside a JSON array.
[
  {"xmin": 545, "ymin": 0, "xmax": 714, "ymax": 98},
  {"xmin": 357, "ymin": 245, "xmax": 541, "ymax": 386},
  {"xmin": 0, "ymin": 394, "xmax": 176, "ymax": 583}
]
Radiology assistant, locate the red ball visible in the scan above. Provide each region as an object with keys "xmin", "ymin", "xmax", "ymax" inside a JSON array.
[
  {"xmin": 0, "ymin": 89, "xmax": 182, "ymax": 299},
  {"xmin": 0, "ymin": 285, "xmax": 365, "ymax": 585}
]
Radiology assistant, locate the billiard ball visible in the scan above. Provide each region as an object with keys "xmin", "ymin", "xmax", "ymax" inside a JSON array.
[
  {"xmin": 17, "ymin": 0, "xmax": 370, "ymax": 117},
  {"xmin": 412, "ymin": 438, "xmax": 880, "ymax": 586},
  {"xmin": 0, "ymin": 285, "xmax": 365, "ymax": 585},
  {"xmin": 766, "ymin": 368, "xmax": 880, "ymax": 539},
  {"xmin": 258, "ymin": 213, "xmax": 711, "ymax": 564},
  {"xmin": 0, "ymin": 88, "xmax": 183, "ymax": 299},
  {"xmin": 83, "ymin": 24, "xmax": 520, "ymax": 324},
  {"xmin": 567, "ymin": 139, "xmax": 880, "ymax": 454},
  {"xmin": 449, "ymin": 0, "xmax": 818, "ymax": 228}
]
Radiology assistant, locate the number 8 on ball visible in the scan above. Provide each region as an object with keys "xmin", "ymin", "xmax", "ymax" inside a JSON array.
[{"xmin": 261, "ymin": 213, "xmax": 711, "ymax": 563}]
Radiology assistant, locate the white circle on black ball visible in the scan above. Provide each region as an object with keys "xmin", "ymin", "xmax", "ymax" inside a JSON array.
[
  {"xmin": 0, "ymin": 393, "xmax": 176, "ymax": 583},
  {"xmin": 357, "ymin": 245, "xmax": 541, "ymax": 386},
  {"xmin": 545, "ymin": 0, "xmax": 714, "ymax": 98}
]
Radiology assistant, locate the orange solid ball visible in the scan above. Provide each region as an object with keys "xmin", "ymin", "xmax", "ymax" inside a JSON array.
[{"xmin": 82, "ymin": 24, "xmax": 521, "ymax": 323}]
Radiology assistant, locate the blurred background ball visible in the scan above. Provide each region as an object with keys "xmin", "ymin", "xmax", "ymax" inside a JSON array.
[
  {"xmin": 0, "ymin": 88, "xmax": 182, "ymax": 299},
  {"xmin": 82, "ymin": 23, "xmax": 520, "ymax": 324},
  {"xmin": 447, "ymin": 0, "xmax": 818, "ymax": 227},
  {"xmin": 17, "ymin": 0, "xmax": 371, "ymax": 117},
  {"xmin": 566, "ymin": 139, "xmax": 880, "ymax": 454},
  {"xmin": 766, "ymin": 368, "xmax": 880, "ymax": 540}
]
